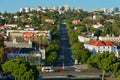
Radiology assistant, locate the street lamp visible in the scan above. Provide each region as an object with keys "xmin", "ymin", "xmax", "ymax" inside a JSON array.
[
  {"xmin": 62, "ymin": 55, "xmax": 64, "ymax": 70},
  {"xmin": 62, "ymin": 46, "xmax": 65, "ymax": 70}
]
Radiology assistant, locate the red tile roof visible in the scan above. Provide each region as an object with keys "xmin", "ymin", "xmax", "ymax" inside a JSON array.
[
  {"xmin": 23, "ymin": 32, "xmax": 36, "ymax": 41},
  {"xmin": 24, "ymin": 32, "xmax": 34, "ymax": 35},
  {"xmin": 91, "ymin": 41, "xmax": 116, "ymax": 46},
  {"xmin": 91, "ymin": 41, "xmax": 105, "ymax": 46},
  {"xmin": 104, "ymin": 41, "xmax": 116, "ymax": 46},
  {"xmin": 0, "ymin": 26, "xmax": 5, "ymax": 29}
]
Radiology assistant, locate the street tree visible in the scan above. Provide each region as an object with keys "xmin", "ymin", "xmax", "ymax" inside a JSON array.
[
  {"xmin": 68, "ymin": 30, "xmax": 78, "ymax": 45},
  {"xmin": 2, "ymin": 59, "xmax": 39, "ymax": 80},
  {"xmin": 71, "ymin": 42, "xmax": 90, "ymax": 64},
  {"xmin": 87, "ymin": 52, "xmax": 120, "ymax": 80},
  {"xmin": 46, "ymin": 44, "xmax": 60, "ymax": 55},
  {"xmin": 47, "ymin": 52, "xmax": 57, "ymax": 65},
  {"xmin": 117, "ymin": 70, "xmax": 120, "ymax": 79},
  {"xmin": 46, "ymin": 40, "xmax": 61, "ymax": 65},
  {"xmin": 0, "ymin": 47, "xmax": 6, "ymax": 63}
]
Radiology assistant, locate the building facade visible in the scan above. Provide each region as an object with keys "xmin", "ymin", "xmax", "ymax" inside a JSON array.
[
  {"xmin": 6, "ymin": 30, "xmax": 51, "ymax": 42},
  {"xmin": 6, "ymin": 47, "xmax": 42, "ymax": 65},
  {"xmin": 84, "ymin": 40, "xmax": 119, "ymax": 57}
]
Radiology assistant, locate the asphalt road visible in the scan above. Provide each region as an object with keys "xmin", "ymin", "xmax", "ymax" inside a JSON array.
[
  {"xmin": 40, "ymin": 24, "xmax": 102, "ymax": 79},
  {"xmin": 40, "ymin": 73, "xmax": 101, "ymax": 79},
  {"xmin": 54, "ymin": 23, "xmax": 74, "ymax": 70}
]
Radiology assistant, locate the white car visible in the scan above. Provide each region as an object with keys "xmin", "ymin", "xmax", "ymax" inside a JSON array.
[
  {"xmin": 75, "ymin": 69, "xmax": 82, "ymax": 72},
  {"xmin": 42, "ymin": 67, "xmax": 54, "ymax": 72}
]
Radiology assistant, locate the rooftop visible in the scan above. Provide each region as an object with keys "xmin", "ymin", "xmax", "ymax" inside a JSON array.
[{"xmin": 91, "ymin": 40, "xmax": 116, "ymax": 46}]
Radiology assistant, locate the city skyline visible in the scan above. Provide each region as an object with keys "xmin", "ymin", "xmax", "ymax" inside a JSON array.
[{"xmin": 0, "ymin": 0, "xmax": 120, "ymax": 13}]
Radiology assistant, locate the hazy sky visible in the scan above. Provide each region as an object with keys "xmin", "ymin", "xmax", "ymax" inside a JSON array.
[{"xmin": 0, "ymin": 0, "xmax": 120, "ymax": 13}]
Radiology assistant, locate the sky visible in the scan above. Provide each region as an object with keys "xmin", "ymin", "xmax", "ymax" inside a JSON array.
[{"xmin": 0, "ymin": 0, "xmax": 120, "ymax": 13}]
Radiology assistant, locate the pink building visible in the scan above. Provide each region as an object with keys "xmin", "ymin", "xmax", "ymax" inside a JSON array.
[
  {"xmin": 72, "ymin": 20, "xmax": 81, "ymax": 24},
  {"xmin": 45, "ymin": 19, "xmax": 54, "ymax": 24}
]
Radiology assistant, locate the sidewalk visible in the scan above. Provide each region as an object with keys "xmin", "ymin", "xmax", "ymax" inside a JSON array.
[{"xmin": 73, "ymin": 64, "xmax": 88, "ymax": 70}]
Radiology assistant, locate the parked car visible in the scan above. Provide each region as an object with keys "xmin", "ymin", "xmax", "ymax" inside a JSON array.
[
  {"xmin": 42, "ymin": 67, "xmax": 54, "ymax": 72},
  {"xmin": 75, "ymin": 69, "xmax": 82, "ymax": 72}
]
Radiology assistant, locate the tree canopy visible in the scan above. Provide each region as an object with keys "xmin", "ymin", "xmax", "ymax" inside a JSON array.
[
  {"xmin": 87, "ymin": 52, "xmax": 120, "ymax": 80},
  {"xmin": 71, "ymin": 42, "xmax": 90, "ymax": 64},
  {"xmin": 2, "ymin": 59, "xmax": 39, "ymax": 80},
  {"xmin": 0, "ymin": 47, "xmax": 6, "ymax": 63},
  {"xmin": 46, "ymin": 40, "xmax": 61, "ymax": 65}
]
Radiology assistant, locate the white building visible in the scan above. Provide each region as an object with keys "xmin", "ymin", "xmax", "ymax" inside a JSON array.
[
  {"xmin": 78, "ymin": 36, "xmax": 97, "ymax": 43},
  {"xmin": 78, "ymin": 36, "xmax": 91, "ymax": 42},
  {"xmin": 110, "ymin": 7, "xmax": 119, "ymax": 13},
  {"xmin": 6, "ymin": 30, "xmax": 52, "ymax": 41},
  {"xmin": 36, "ymin": 6, "xmax": 42, "ymax": 11},
  {"xmin": 84, "ymin": 40, "xmax": 119, "ymax": 57},
  {"xmin": 58, "ymin": 6, "xmax": 64, "ymax": 10},
  {"xmin": 30, "ymin": 8, "xmax": 36, "ymax": 12},
  {"xmin": 4, "ymin": 24, "xmax": 18, "ymax": 28},
  {"xmin": 52, "ymin": 6, "xmax": 58, "ymax": 10},
  {"xmin": 5, "ymin": 47, "xmax": 42, "ymax": 65},
  {"xmin": 102, "ymin": 8, "xmax": 108, "ymax": 13},
  {"xmin": 64, "ymin": 4, "xmax": 70, "ymax": 11},
  {"xmin": 92, "ymin": 23, "xmax": 104, "ymax": 29},
  {"xmin": 99, "ymin": 36, "xmax": 120, "ymax": 42},
  {"xmin": 19, "ymin": 8, "xmax": 25, "ymax": 13},
  {"xmin": 24, "ymin": 7, "xmax": 30, "ymax": 13},
  {"xmin": 93, "ymin": 15, "xmax": 101, "ymax": 20}
]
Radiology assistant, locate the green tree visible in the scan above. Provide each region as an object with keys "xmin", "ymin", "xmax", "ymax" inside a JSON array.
[
  {"xmin": 0, "ymin": 47, "xmax": 6, "ymax": 63},
  {"xmin": 87, "ymin": 52, "xmax": 120, "ymax": 80},
  {"xmin": 45, "ymin": 39, "xmax": 61, "ymax": 65},
  {"xmin": 82, "ymin": 17, "xmax": 93, "ymax": 27},
  {"xmin": 117, "ymin": 70, "xmax": 120, "ymax": 79},
  {"xmin": 68, "ymin": 30, "xmax": 78, "ymax": 45},
  {"xmin": 46, "ymin": 44, "xmax": 60, "ymax": 55},
  {"xmin": 0, "ymin": 34, "xmax": 4, "ymax": 46},
  {"xmin": 101, "ymin": 23, "xmax": 112, "ymax": 36},
  {"xmin": 71, "ymin": 42, "xmax": 90, "ymax": 64},
  {"xmin": 111, "ymin": 26, "xmax": 120, "ymax": 36},
  {"xmin": 89, "ymin": 27, "xmax": 101, "ymax": 37},
  {"xmin": 0, "ymin": 19, "xmax": 5, "ymax": 25},
  {"xmin": 47, "ymin": 52, "xmax": 57, "ymax": 65},
  {"xmin": 94, "ymin": 16, "xmax": 104, "ymax": 23},
  {"xmin": 2, "ymin": 59, "xmax": 39, "ymax": 80},
  {"xmin": 76, "ymin": 26, "xmax": 86, "ymax": 33}
]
